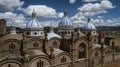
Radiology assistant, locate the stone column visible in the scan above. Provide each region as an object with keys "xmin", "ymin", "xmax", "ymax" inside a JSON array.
[
  {"xmin": 112, "ymin": 41, "xmax": 115, "ymax": 63},
  {"xmin": 23, "ymin": 53, "xmax": 30, "ymax": 67},
  {"xmin": 100, "ymin": 43, "xmax": 104, "ymax": 66},
  {"xmin": 71, "ymin": 33, "xmax": 76, "ymax": 67}
]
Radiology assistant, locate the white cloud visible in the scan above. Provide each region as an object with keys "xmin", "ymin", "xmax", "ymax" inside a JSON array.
[
  {"xmin": 78, "ymin": 0, "xmax": 114, "ymax": 16},
  {"xmin": 58, "ymin": 12, "xmax": 64, "ymax": 18},
  {"xmin": 69, "ymin": 0, "xmax": 76, "ymax": 4},
  {"xmin": 0, "ymin": 12, "xmax": 26, "ymax": 27},
  {"xmin": 12, "ymin": 14, "xmax": 26, "ymax": 27},
  {"xmin": 97, "ymin": 16, "xmax": 103, "ymax": 19},
  {"xmin": 0, "ymin": 0, "xmax": 24, "ymax": 10},
  {"xmin": 20, "ymin": 5, "xmax": 57, "ymax": 18},
  {"xmin": 0, "ymin": 12, "xmax": 17, "ymax": 19},
  {"xmin": 41, "ymin": 20, "xmax": 58, "ymax": 27},
  {"xmin": 101, "ymin": 0, "xmax": 114, "ymax": 9},
  {"xmin": 90, "ymin": 17, "xmax": 120, "ymax": 26},
  {"xmin": 71, "ymin": 12, "xmax": 86, "ymax": 27},
  {"xmin": 82, "ymin": 0, "xmax": 100, "ymax": 2}
]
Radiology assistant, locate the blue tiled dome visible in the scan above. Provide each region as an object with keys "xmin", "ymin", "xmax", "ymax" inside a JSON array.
[
  {"xmin": 83, "ymin": 18, "xmax": 96, "ymax": 30},
  {"xmin": 26, "ymin": 9, "xmax": 43, "ymax": 29},
  {"xmin": 26, "ymin": 19, "xmax": 43, "ymax": 29},
  {"xmin": 58, "ymin": 11, "xmax": 74, "ymax": 27},
  {"xmin": 83, "ymin": 23, "xmax": 96, "ymax": 30},
  {"xmin": 59, "ymin": 16, "xmax": 73, "ymax": 27}
]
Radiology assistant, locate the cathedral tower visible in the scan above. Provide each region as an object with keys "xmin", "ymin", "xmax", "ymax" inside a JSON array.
[{"xmin": 0, "ymin": 19, "xmax": 6, "ymax": 36}]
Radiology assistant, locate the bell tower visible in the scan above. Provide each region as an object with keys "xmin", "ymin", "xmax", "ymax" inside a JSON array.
[{"xmin": 0, "ymin": 19, "xmax": 6, "ymax": 36}]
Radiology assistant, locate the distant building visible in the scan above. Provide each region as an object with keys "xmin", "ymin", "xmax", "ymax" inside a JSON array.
[{"xmin": 0, "ymin": 10, "xmax": 120, "ymax": 67}]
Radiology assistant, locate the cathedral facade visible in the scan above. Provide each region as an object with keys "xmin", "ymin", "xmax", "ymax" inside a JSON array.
[{"xmin": 0, "ymin": 10, "xmax": 120, "ymax": 67}]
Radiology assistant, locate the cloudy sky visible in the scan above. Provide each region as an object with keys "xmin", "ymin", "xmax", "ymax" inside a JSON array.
[{"xmin": 0, "ymin": 0, "xmax": 120, "ymax": 27}]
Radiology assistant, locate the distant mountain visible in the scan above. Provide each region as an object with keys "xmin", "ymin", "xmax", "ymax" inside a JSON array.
[{"xmin": 96, "ymin": 26, "xmax": 120, "ymax": 31}]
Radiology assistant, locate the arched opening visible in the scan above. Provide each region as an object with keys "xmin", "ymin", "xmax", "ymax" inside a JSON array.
[
  {"xmin": 95, "ymin": 51, "xmax": 99, "ymax": 57},
  {"xmin": 9, "ymin": 42, "xmax": 15, "ymax": 50},
  {"xmin": 37, "ymin": 60, "xmax": 44, "ymax": 67},
  {"xmin": 34, "ymin": 32, "xmax": 37, "ymax": 35},
  {"xmin": 61, "ymin": 56, "xmax": 66, "ymax": 63},
  {"xmin": 0, "ymin": 60, "xmax": 23, "ymax": 67},
  {"xmin": 30, "ymin": 57, "xmax": 51, "ymax": 67},
  {"xmin": 53, "ymin": 40, "xmax": 57, "ymax": 46},
  {"xmin": 68, "ymin": 31, "xmax": 70, "ymax": 34},
  {"xmin": 78, "ymin": 43, "xmax": 86, "ymax": 59},
  {"xmin": 41, "ymin": 32, "xmax": 43, "ymax": 35},
  {"xmin": 33, "ymin": 41, "xmax": 39, "ymax": 48},
  {"xmin": 26, "ymin": 32, "xmax": 30, "ymax": 35}
]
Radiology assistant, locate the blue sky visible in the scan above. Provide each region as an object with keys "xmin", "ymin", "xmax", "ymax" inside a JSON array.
[
  {"xmin": 21, "ymin": 0, "xmax": 120, "ymax": 19},
  {"xmin": 0, "ymin": 0, "xmax": 120, "ymax": 27}
]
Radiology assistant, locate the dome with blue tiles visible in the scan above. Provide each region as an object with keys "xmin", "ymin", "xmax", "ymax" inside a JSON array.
[
  {"xmin": 83, "ymin": 18, "xmax": 96, "ymax": 30},
  {"xmin": 27, "ymin": 19, "xmax": 43, "ymax": 29},
  {"xmin": 58, "ymin": 11, "xmax": 74, "ymax": 28},
  {"xmin": 26, "ymin": 9, "xmax": 43, "ymax": 29}
]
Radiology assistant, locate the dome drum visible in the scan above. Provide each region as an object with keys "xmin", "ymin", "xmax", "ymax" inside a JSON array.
[{"xmin": 25, "ymin": 30, "xmax": 44, "ymax": 36}]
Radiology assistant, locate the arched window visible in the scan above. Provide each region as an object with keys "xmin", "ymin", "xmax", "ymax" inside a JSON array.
[
  {"xmin": 33, "ymin": 41, "xmax": 39, "ymax": 48},
  {"xmin": 95, "ymin": 51, "xmax": 99, "ymax": 57},
  {"xmin": 8, "ymin": 64, "xmax": 14, "ymax": 67},
  {"xmin": 61, "ymin": 56, "xmax": 66, "ymax": 63},
  {"xmin": 37, "ymin": 60, "xmax": 44, "ymax": 67},
  {"xmin": 53, "ymin": 40, "xmax": 57, "ymax": 46},
  {"xmin": 65, "ymin": 31, "xmax": 67, "ymax": 34},
  {"xmin": 9, "ymin": 42, "xmax": 15, "ymax": 50},
  {"xmin": 68, "ymin": 31, "xmax": 70, "ymax": 34},
  {"xmin": 93, "ymin": 39, "xmax": 97, "ymax": 42},
  {"xmin": 79, "ymin": 43, "xmax": 86, "ymax": 59}
]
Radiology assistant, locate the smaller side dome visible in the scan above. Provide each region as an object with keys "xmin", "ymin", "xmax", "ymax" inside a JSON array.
[
  {"xmin": 47, "ymin": 33, "xmax": 61, "ymax": 40},
  {"xmin": 47, "ymin": 27, "xmax": 61, "ymax": 40},
  {"xmin": 83, "ymin": 18, "xmax": 96, "ymax": 30}
]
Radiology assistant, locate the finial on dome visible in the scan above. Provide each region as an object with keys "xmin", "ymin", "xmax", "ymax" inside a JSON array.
[
  {"xmin": 87, "ymin": 17, "xmax": 91, "ymax": 23},
  {"xmin": 64, "ymin": 10, "xmax": 68, "ymax": 17},
  {"xmin": 33, "ymin": 9, "xmax": 35, "ymax": 13},
  {"xmin": 32, "ymin": 9, "xmax": 36, "ymax": 18}
]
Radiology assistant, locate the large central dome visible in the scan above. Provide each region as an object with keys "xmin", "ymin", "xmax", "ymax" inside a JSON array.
[
  {"xmin": 25, "ymin": 9, "xmax": 44, "ymax": 37},
  {"xmin": 26, "ymin": 9, "xmax": 43, "ymax": 29},
  {"xmin": 59, "ymin": 16, "xmax": 73, "ymax": 27},
  {"xmin": 58, "ymin": 11, "xmax": 74, "ymax": 29},
  {"xmin": 26, "ymin": 19, "xmax": 43, "ymax": 29}
]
